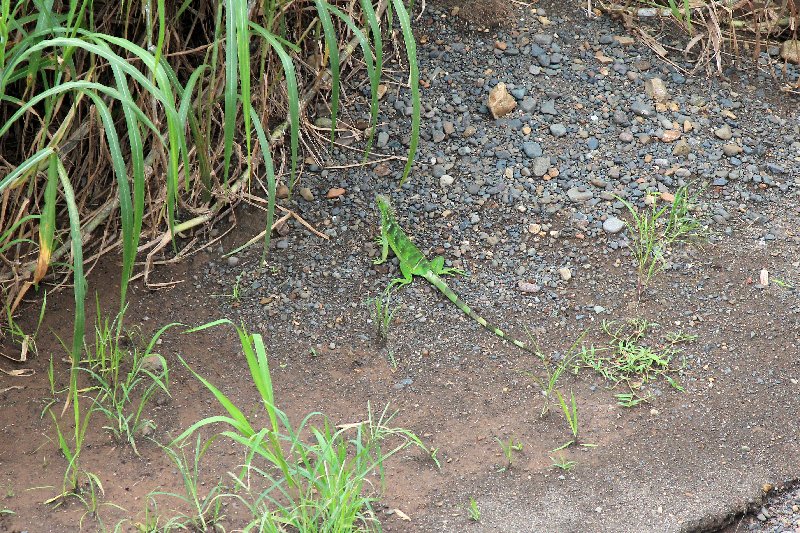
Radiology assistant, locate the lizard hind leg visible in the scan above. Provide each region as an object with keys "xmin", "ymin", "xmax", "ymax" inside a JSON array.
[
  {"xmin": 387, "ymin": 261, "xmax": 415, "ymax": 291},
  {"xmin": 430, "ymin": 256, "xmax": 466, "ymax": 277}
]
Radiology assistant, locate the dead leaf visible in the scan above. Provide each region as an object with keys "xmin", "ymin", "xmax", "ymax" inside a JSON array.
[{"xmin": 393, "ymin": 509, "xmax": 411, "ymax": 521}]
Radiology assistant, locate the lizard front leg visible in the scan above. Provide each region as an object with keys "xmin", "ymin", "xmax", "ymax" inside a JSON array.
[
  {"xmin": 373, "ymin": 227, "xmax": 390, "ymax": 265},
  {"xmin": 429, "ymin": 256, "xmax": 466, "ymax": 277}
]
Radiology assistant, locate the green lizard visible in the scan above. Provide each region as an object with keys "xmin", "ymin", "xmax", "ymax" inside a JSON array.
[{"xmin": 375, "ymin": 194, "xmax": 529, "ymax": 352}]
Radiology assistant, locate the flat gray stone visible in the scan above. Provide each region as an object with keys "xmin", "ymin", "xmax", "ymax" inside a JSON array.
[
  {"xmin": 532, "ymin": 157, "xmax": 550, "ymax": 177},
  {"xmin": 603, "ymin": 216, "xmax": 626, "ymax": 234},
  {"xmin": 567, "ymin": 187, "xmax": 593, "ymax": 203},
  {"xmin": 550, "ymin": 123, "xmax": 567, "ymax": 137}
]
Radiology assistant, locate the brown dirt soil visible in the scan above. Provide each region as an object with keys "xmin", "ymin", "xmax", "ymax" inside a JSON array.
[{"xmin": 437, "ymin": 0, "xmax": 515, "ymax": 28}]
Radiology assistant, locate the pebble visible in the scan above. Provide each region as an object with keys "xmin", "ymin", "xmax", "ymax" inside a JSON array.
[
  {"xmin": 672, "ymin": 140, "xmax": 691, "ymax": 156},
  {"xmin": 377, "ymin": 131, "xmax": 390, "ymax": 148},
  {"xmin": 644, "ymin": 77, "xmax": 670, "ymax": 102},
  {"xmin": 533, "ymin": 157, "xmax": 550, "ymax": 177},
  {"xmin": 567, "ymin": 187, "xmax": 594, "ymax": 203},
  {"xmin": 488, "ymin": 82, "xmax": 517, "ymax": 118},
  {"xmin": 558, "ymin": 267, "xmax": 572, "ymax": 281},
  {"xmin": 550, "ymin": 123, "xmax": 567, "ymax": 137},
  {"xmin": 540, "ymin": 99, "xmax": 557, "ymax": 115},
  {"xmin": 714, "ymin": 124, "xmax": 733, "ymax": 140},
  {"xmin": 523, "ymin": 142, "xmax": 543, "ymax": 158},
  {"xmin": 299, "ymin": 187, "xmax": 314, "ymax": 201},
  {"xmin": 723, "ymin": 144, "xmax": 743, "ymax": 156},
  {"xmin": 603, "ymin": 217, "xmax": 626, "ymax": 234},
  {"xmin": 631, "ymin": 100, "xmax": 654, "ymax": 117}
]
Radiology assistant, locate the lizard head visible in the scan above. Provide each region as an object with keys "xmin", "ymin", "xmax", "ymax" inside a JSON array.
[{"xmin": 375, "ymin": 194, "xmax": 394, "ymax": 220}]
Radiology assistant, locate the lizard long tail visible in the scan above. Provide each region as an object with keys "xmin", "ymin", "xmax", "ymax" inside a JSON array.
[{"xmin": 424, "ymin": 271, "xmax": 529, "ymax": 352}]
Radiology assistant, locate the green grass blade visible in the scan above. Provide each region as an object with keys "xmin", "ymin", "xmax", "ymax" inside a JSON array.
[
  {"xmin": 222, "ymin": 0, "xmax": 239, "ymax": 183},
  {"xmin": 327, "ymin": 4, "xmax": 377, "ymax": 162},
  {"xmin": 234, "ymin": 0, "xmax": 251, "ymax": 174},
  {"xmin": 0, "ymin": 147, "xmax": 53, "ymax": 192},
  {"xmin": 390, "ymin": 0, "xmax": 419, "ymax": 184},
  {"xmin": 36, "ymin": 154, "xmax": 59, "ymax": 283},
  {"xmin": 359, "ymin": 0, "xmax": 383, "ymax": 160},
  {"xmin": 248, "ymin": 22, "xmax": 299, "ymax": 190},
  {"xmin": 86, "ymin": 89, "xmax": 137, "ymax": 309},
  {"xmin": 174, "ymin": 355, "xmax": 255, "ymax": 439},
  {"xmin": 248, "ymin": 104, "xmax": 276, "ymax": 258},
  {"xmin": 314, "ymin": 0, "xmax": 340, "ymax": 148},
  {"xmin": 55, "ymin": 159, "xmax": 86, "ymax": 362}
]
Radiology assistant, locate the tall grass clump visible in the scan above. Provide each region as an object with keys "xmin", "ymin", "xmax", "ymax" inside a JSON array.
[{"xmin": 0, "ymin": 0, "xmax": 420, "ymax": 374}]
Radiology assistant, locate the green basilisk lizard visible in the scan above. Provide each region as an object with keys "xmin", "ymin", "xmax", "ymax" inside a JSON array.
[{"xmin": 375, "ymin": 194, "xmax": 529, "ymax": 352}]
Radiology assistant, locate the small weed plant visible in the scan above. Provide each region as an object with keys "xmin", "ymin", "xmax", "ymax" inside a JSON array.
[
  {"xmin": 368, "ymin": 288, "xmax": 398, "ymax": 345},
  {"xmin": 2, "ymin": 292, "xmax": 47, "ymax": 359},
  {"xmin": 550, "ymin": 454, "xmax": 577, "ymax": 472},
  {"xmin": 555, "ymin": 391, "xmax": 581, "ymax": 448},
  {"xmin": 526, "ymin": 333, "xmax": 586, "ymax": 417},
  {"xmin": 495, "ymin": 437, "xmax": 523, "ymax": 471},
  {"xmin": 573, "ymin": 319, "xmax": 691, "ymax": 404},
  {"xmin": 616, "ymin": 392, "xmax": 652, "ymax": 407},
  {"xmin": 84, "ymin": 304, "xmax": 174, "ymax": 453},
  {"xmin": 468, "ymin": 498, "xmax": 481, "ymax": 522},
  {"xmin": 147, "ymin": 436, "xmax": 228, "ymax": 531},
  {"xmin": 619, "ymin": 186, "xmax": 704, "ymax": 296}
]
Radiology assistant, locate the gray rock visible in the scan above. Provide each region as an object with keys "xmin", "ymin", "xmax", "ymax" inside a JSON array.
[
  {"xmin": 520, "ymin": 97, "xmax": 537, "ymax": 113},
  {"xmin": 532, "ymin": 157, "xmax": 550, "ymax": 177},
  {"xmin": 550, "ymin": 123, "xmax": 567, "ymax": 137},
  {"xmin": 377, "ymin": 131, "xmax": 390, "ymax": 148},
  {"xmin": 613, "ymin": 110, "xmax": 630, "ymax": 126},
  {"xmin": 631, "ymin": 100, "xmax": 654, "ymax": 117},
  {"xmin": 714, "ymin": 124, "xmax": 733, "ymax": 140},
  {"xmin": 603, "ymin": 217, "xmax": 626, "ymax": 234},
  {"xmin": 523, "ymin": 142, "xmax": 543, "ymax": 158},
  {"xmin": 393, "ymin": 378, "xmax": 413, "ymax": 390},
  {"xmin": 540, "ymin": 99, "xmax": 557, "ymax": 115},
  {"xmin": 567, "ymin": 187, "xmax": 594, "ymax": 202},
  {"xmin": 440, "ymin": 175, "xmax": 455, "ymax": 188}
]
